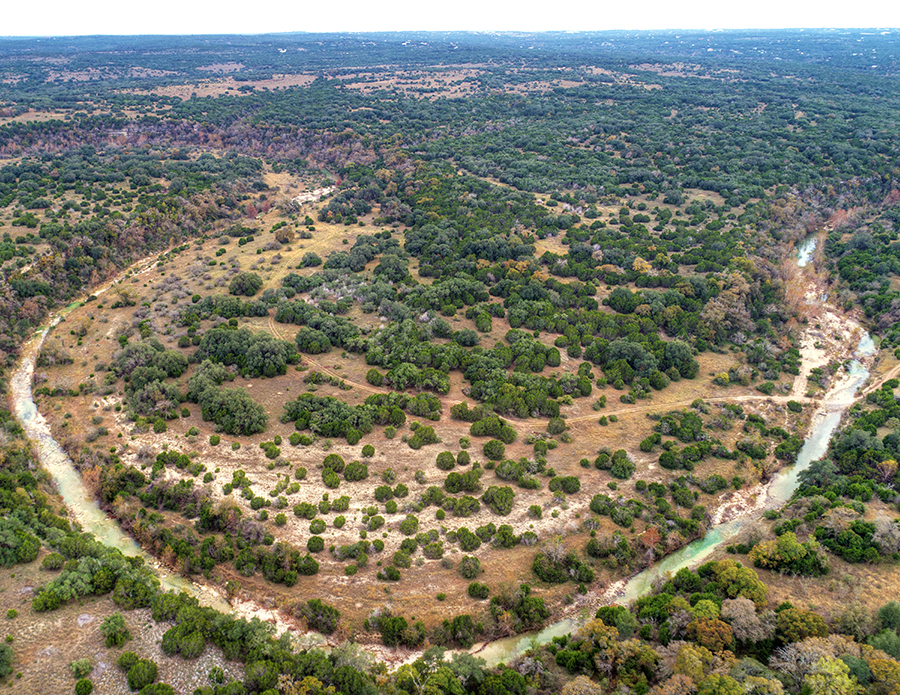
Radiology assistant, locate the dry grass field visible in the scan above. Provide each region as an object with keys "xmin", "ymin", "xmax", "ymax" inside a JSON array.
[{"xmin": 24, "ymin": 169, "xmax": 826, "ymax": 635}]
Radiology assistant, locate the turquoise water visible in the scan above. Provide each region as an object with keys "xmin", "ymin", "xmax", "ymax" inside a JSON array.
[
  {"xmin": 476, "ymin": 337, "xmax": 872, "ymax": 666},
  {"xmin": 11, "ymin": 325, "xmax": 230, "ymax": 610}
]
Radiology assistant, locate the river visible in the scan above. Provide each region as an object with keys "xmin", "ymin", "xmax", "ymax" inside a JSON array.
[
  {"xmin": 8, "ymin": 238, "xmax": 877, "ymax": 665},
  {"xmin": 10, "ymin": 307, "xmax": 231, "ymax": 611},
  {"xmin": 474, "ymin": 237, "xmax": 875, "ymax": 666}
]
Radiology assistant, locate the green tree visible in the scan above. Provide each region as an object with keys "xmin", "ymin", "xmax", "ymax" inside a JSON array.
[
  {"xmin": 777, "ymin": 608, "xmax": 829, "ymax": 643},
  {"xmin": 127, "ymin": 659, "xmax": 158, "ymax": 691},
  {"xmin": 697, "ymin": 674, "xmax": 743, "ymax": 695},
  {"xmin": 228, "ymin": 272, "xmax": 263, "ymax": 296},
  {"xmin": 0, "ymin": 643, "xmax": 12, "ymax": 679},
  {"xmin": 101, "ymin": 612, "xmax": 132, "ymax": 648},
  {"xmin": 803, "ymin": 656, "xmax": 863, "ymax": 695}
]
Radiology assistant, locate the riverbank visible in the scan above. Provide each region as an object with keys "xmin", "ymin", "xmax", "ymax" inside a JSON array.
[{"xmin": 9, "ymin": 233, "xmax": 885, "ymax": 668}]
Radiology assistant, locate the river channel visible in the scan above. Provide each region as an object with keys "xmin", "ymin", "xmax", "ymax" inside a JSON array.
[
  {"xmin": 10, "ymin": 311, "xmax": 231, "ymax": 611},
  {"xmin": 8, "ymin": 237, "xmax": 878, "ymax": 665}
]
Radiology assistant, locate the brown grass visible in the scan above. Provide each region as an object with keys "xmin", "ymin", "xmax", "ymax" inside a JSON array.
[
  {"xmin": 34, "ymin": 183, "xmax": 817, "ymax": 633},
  {"xmin": 0, "ymin": 553, "xmax": 245, "ymax": 694}
]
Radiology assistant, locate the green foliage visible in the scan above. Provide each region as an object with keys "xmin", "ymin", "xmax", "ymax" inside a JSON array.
[
  {"xmin": 126, "ymin": 659, "xmax": 158, "ymax": 691},
  {"xmin": 749, "ymin": 532, "xmax": 829, "ymax": 576},
  {"xmin": 481, "ymin": 486, "xmax": 515, "ymax": 515},
  {"xmin": 0, "ymin": 643, "xmax": 11, "ymax": 680},
  {"xmin": 483, "ymin": 440, "xmax": 505, "ymax": 461},
  {"xmin": 301, "ymin": 599, "xmax": 341, "ymax": 634},
  {"xmin": 100, "ymin": 612, "xmax": 131, "ymax": 648},
  {"xmin": 228, "ymin": 272, "xmax": 263, "ymax": 297}
]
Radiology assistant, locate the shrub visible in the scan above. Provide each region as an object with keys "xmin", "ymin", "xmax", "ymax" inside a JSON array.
[
  {"xmin": 483, "ymin": 440, "xmax": 505, "ymax": 461},
  {"xmin": 374, "ymin": 485, "xmax": 394, "ymax": 502},
  {"xmin": 344, "ymin": 461, "xmax": 369, "ymax": 482},
  {"xmin": 548, "ymin": 476, "xmax": 581, "ymax": 494},
  {"xmin": 307, "ymin": 536, "xmax": 325, "ymax": 553},
  {"xmin": 75, "ymin": 679, "xmax": 94, "ymax": 695},
  {"xmin": 547, "ymin": 417, "xmax": 567, "ymax": 435},
  {"xmin": 116, "ymin": 652, "xmax": 139, "ymax": 672},
  {"xmin": 127, "ymin": 659, "xmax": 158, "ymax": 691},
  {"xmin": 101, "ymin": 613, "xmax": 131, "ymax": 648},
  {"xmin": 42, "ymin": 552, "xmax": 65, "ymax": 570},
  {"xmin": 423, "ymin": 542, "xmax": 444, "ymax": 559},
  {"xmin": 228, "ymin": 272, "xmax": 263, "ymax": 296},
  {"xmin": 362, "ymin": 444, "xmax": 375, "ymax": 458},
  {"xmin": 468, "ymin": 582, "xmax": 490, "ymax": 599},
  {"xmin": 379, "ymin": 566, "xmax": 402, "ymax": 581},
  {"xmin": 399, "ymin": 516, "xmax": 419, "ymax": 536},
  {"xmin": 459, "ymin": 555, "xmax": 482, "ymax": 579},
  {"xmin": 300, "ymin": 599, "xmax": 340, "ymax": 634},
  {"xmin": 209, "ymin": 435, "xmax": 221, "ymax": 446},
  {"xmin": 481, "ymin": 486, "xmax": 515, "ymax": 515},
  {"xmin": 436, "ymin": 451, "xmax": 456, "ymax": 470},
  {"xmin": 69, "ymin": 658, "xmax": 92, "ymax": 679}
]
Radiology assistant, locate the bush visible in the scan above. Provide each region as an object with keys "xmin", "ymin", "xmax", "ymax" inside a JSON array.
[
  {"xmin": 127, "ymin": 659, "xmax": 158, "ymax": 691},
  {"xmin": 0, "ymin": 643, "xmax": 11, "ymax": 680},
  {"xmin": 547, "ymin": 417, "xmax": 567, "ymax": 435},
  {"xmin": 307, "ymin": 537, "xmax": 325, "ymax": 553},
  {"xmin": 423, "ymin": 542, "xmax": 444, "ymax": 560},
  {"xmin": 209, "ymin": 435, "xmax": 221, "ymax": 446},
  {"xmin": 70, "ymin": 658, "xmax": 93, "ymax": 679},
  {"xmin": 436, "ymin": 451, "xmax": 456, "ymax": 470},
  {"xmin": 101, "ymin": 613, "xmax": 131, "ymax": 648},
  {"xmin": 228, "ymin": 272, "xmax": 263, "ymax": 296},
  {"xmin": 483, "ymin": 440, "xmax": 505, "ymax": 461},
  {"xmin": 302, "ymin": 599, "xmax": 341, "ymax": 634},
  {"xmin": 459, "ymin": 555, "xmax": 481, "ymax": 579},
  {"xmin": 468, "ymin": 582, "xmax": 490, "ymax": 599},
  {"xmin": 343, "ymin": 461, "xmax": 368, "ymax": 482},
  {"xmin": 481, "ymin": 486, "xmax": 515, "ymax": 515},
  {"xmin": 548, "ymin": 476, "xmax": 581, "ymax": 494},
  {"xmin": 399, "ymin": 516, "xmax": 419, "ymax": 536},
  {"xmin": 132, "ymin": 685, "xmax": 173, "ymax": 695},
  {"xmin": 117, "ymin": 652, "xmax": 139, "ymax": 672},
  {"xmin": 75, "ymin": 679, "xmax": 94, "ymax": 695},
  {"xmin": 42, "ymin": 552, "xmax": 65, "ymax": 570}
]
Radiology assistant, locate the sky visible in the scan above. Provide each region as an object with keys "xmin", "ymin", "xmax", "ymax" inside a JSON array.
[{"xmin": 3, "ymin": 0, "xmax": 899, "ymax": 36}]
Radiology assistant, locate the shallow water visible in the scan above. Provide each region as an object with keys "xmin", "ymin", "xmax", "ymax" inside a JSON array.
[
  {"xmin": 475, "ymin": 335, "xmax": 872, "ymax": 666},
  {"xmin": 11, "ymin": 322, "xmax": 230, "ymax": 610},
  {"xmin": 797, "ymin": 235, "xmax": 817, "ymax": 267}
]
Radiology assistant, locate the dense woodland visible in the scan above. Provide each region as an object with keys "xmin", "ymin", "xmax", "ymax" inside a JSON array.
[{"xmin": 1, "ymin": 30, "xmax": 900, "ymax": 695}]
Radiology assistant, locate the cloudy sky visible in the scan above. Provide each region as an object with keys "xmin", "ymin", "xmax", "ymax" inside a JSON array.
[{"xmin": 3, "ymin": 0, "xmax": 899, "ymax": 36}]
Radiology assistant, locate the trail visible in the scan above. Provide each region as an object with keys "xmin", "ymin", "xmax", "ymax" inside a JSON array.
[
  {"xmin": 267, "ymin": 310, "xmax": 389, "ymax": 395},
  {"xmin": 565, "ymin": 393, "xmax": 810, "ymax": 425}
]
